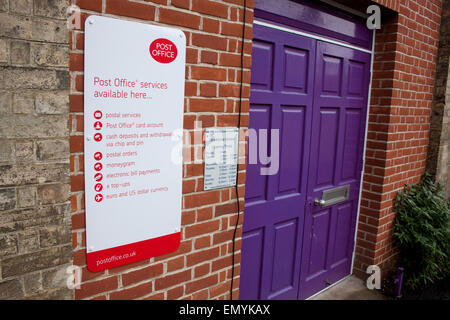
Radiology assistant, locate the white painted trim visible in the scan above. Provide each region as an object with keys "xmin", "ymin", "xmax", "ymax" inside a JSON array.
[
  {"xmin": 350, "ymin": 29, "xmax": 376, "ymax": 274},
  {"xmin": 253, "ymin": 20, "xmax": 373, "ymax": 54},
  {"xmin": 306, "ymin": 274, "xmax": 352, "ymax": 300}
]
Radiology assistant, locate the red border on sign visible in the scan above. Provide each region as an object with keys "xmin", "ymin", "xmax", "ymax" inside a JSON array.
[{"xmin": 87, "ymin": 232, "xmax": 181, "ymax": 272}]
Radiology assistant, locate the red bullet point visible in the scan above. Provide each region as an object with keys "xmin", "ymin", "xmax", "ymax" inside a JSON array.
[
  {"xmin": 94, "ymin": 162, "xmax": 103, "ymax": 171},
  {"xmin": 94, "ymin": 121, "xmax": 103, "ymax": 130},
  {"xmin": 94, "ymin": 110, "xmax": 103, "ymax": 119},
  {"xmin": 95, "ymin": 194, "xmax": 103, "ymax": 202},
  {"xmin": 94, "ymin": 133, "xmax": 102, "ymax": 142},
  {"xmin": 94, "ymin": 152, "xmax": 103, "ymax": 161},
  {"xmin": 94, "ymin": 173, "xmax": 103, "ymax": 182}
]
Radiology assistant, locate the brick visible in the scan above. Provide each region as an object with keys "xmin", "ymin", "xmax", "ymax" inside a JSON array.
[
  {"xmin": 0, "ymin": 279, "xmax": 24, "ymax": 299},
  {"xmin": 154, "ymin": 240, "xmax": 192, "ymax": 261},
  {"xmin": 154, "ymin": 269, "xmax": 191, "ymax": 291},
  {"xmin": 37, "ymin": 183, "xmax": 70, "ymax": 205},
  {"xmin": 186, "ymin": 48, "xmax": 198, "ymax": 64},
  {"xmin": 17, "ymin": 186, "xmax": 36, "ymax": 208},
  {"xmin": 212, "ymin": 255, "xmax": 232, "ymax": 272},
  {"xmin": 2, "ymin": 245, "xmax": 72, "ymax": 278},
  {"xmin": 203, "ymin": 18, "xmax": 220, "ymax": 34},
  {"xmin": 192, "ymin": 288, "xmax": 209, "ymax": 299},
  {"xmin": 213, "ymin": 229, "xmax": 235, "ymax": 246},
  {"xmin": 198, "ymin": 115, "xmax": 215, "ymax": 127},
  {"xmin": 105, "ymin": 0, "xmax": 155, "ymax": 20},
  {"xmin": 34, "ymin": 91, "xmax": 69, "ymax": 114},
  {"xmin": 0, "ymin": 234, "xmax": 18, "ymax": 258},
  {"xmin": 194, "ymin": 235, "xmax": 211, "ymax": 249},
  {"xmin": 214, "ymin": 202, "xmax": 238, "ymax": 217},
  {"xmin": 200, "ymin": 83, "xmax": 217, "ymax": 97},
  {"xmin": 76, "ymin": 0, "xmax": 103, "ymax": 12},
  {"xmin": 159, "ymin": 8, "xmax": 201, "ymax": 29},
  {"xmin": 12, "ymin": 91, "xmax": 34, "ymax": 114},
  {"xmin": 210, "ymin": 281, "xmax": 231, "ymax": 298},
  {"xmin": 185, "ymin": 274, "xmax": 218, "ymax": 294},
  {"xmin": 110, "ymin": 281, "xmax": 153, "ymax": 300},
  {"xmin": 70, "ymin": 135, "xmax": 84, "ymax": 153},
  {"xmin": 217, "ymin": 115, "xmax": 239, "ymax": 127},
  {"xmin": 182, "ymin": 209, "xmax": 196, "ymax": 225},
  {"xmin": 189, "ymin": 98, "xmax": 225, "ymax": 112},
  {"xmin": 32, "ymin": 43, "xmax": 68, "ymax": 67},
  {"xmin": 39, "ymin": 225, "xmax": 71, "ymax": 248},
  {"xmin": 185, "ymin": 81, "xmax": 197, "ymax": 97},
  {"xmin": 185, "ymin": 220, "xmax": 220, "ymax": 238},
  {"xmin": 37, "ymin": 139, "xmax": 69, "ymax": 160},
  {"xmin": 0, "ymin": 188, "xmax": 16, "ymax": 210},
  {"xmin": 167, "ymin": 256, "xmax": 185, "ymax": 272},
  {"xmin": 201, "ymin": 51, "xmax": 218, "ymax": 65},
  {"xmin": 221, "ymin": 21, "xmax": 242, "ymax": 37},
  {"xmin": 187, "ymin": 246, "xmax": 220, "ymax": 267},
  {"xmin": 75, "ymin": 33, "xmax": 84, "ymax": 50},
  {"xmin": 194, "ymin": 263, "xmax": 210, "ymax": 277},
  {"xmin": 197, "ymin": 206, "xmax": 213, "ymax": 222},
  {"xmin": 171, "ymin": 0, "xmax": 190, "ymax": 10},
  {"xmin": 10, "ymin": 40, "xmax": 30, "ymax": 65},
  {"xmin": 69, "ymin": 94, "xmax": 83, "ymax": 112},
  {"xmin": 191, "ymin": 66, "xmax": 227, "ymax": 81},
  {"xmin": 70, "ymin": 174, "xmax": 84, "ymax": 192},
  {"xmin": 75, "ymin": 74, "xmax": 84, "ymax": 92},
  {"xmin": 191, "ymin": 33, "xmax": 228, "ymax": 51},
  {"xmin": 121, "ymin": 263, "xmax": 164, "ymax": 286},
  {"xmin": 75, "ymin": 276, "xmax": 118, "ymax": 300},
  {"xmin": 192, "ymin": 0, "xmax": 229, "ymax": 18},
  {"xmin": 72, "ymin": 212, "xmax": 86, "ymax": 229},
  {"xmin": 143, "ymin": 292, "xmax": 165, "ymax": 300},
  {"xmin": 167, "ymin": 285, "xmax": 184, "ymax": 299}
]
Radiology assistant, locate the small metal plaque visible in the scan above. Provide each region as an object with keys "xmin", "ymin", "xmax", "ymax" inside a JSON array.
[{"xmin": 320, "ymin": 185, "xmax": 350, "ymax": 207}]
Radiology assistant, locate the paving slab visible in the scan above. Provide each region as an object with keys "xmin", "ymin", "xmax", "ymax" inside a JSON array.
[{"xmin": 310, "ymin": 275, "xmax": 386, "ymax": 300}]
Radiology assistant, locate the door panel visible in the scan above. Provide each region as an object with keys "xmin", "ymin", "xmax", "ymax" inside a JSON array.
[
  {"xmin": 240, "ymin": 24, "xmax": 371, "ymax": 300},
  {"xmin": 239, "ymin": 24, "xmax": 315, "ymax": 300},
  {"xmin": 299, "ymin": 41, "xmax": 371, "ymax": 299}
]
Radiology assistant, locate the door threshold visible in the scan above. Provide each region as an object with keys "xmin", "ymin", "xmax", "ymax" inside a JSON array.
[{"xmin": 305, "ymin": 274, "xmax": 352, "ymax": 300}]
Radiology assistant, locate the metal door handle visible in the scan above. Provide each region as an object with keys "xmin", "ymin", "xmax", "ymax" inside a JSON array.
[{"xmin": 314, "ymin": 198, "xmax": 325, "ymax": 206}]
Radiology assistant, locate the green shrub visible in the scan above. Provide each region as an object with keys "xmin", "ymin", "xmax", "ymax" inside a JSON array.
[{"xmin": 393, "ymin": 173, "xmax": 450, "ymax": 291}]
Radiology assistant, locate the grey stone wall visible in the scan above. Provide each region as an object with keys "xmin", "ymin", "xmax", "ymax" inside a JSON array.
[
  {"xmin": 427, "ymin": 0, "xmax": 450, "ymax": 199},
  {"xmin": 0, "ymin": 0, "xmax": 73, "ymax": 299}
]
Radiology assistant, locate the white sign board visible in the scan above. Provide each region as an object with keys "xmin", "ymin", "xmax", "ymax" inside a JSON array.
[
  {"xmin": 204, "ymin": 128, "xmax": 239, "ymax": 190},
  {"xmin": 84, "ymin": 16, "xmax": 185, "ymax": 272}
]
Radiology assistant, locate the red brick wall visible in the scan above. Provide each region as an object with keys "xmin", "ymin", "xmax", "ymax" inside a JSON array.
[
  {"xmin": 69, "ymin": 0, "xmax": 253, "ymax": 300},
  {"xmin": 353, "ymin": 0, "xmax": 443, "ymax": 278}
]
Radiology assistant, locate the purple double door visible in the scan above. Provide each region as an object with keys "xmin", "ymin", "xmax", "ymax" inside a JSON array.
[{"xmin": 239, "ymin": 23, "xmax": 371, "ymax": 300}]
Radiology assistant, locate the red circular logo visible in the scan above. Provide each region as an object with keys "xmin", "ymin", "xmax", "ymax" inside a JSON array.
[
  {"xmin": 94, "ymin": 183, "xmax": 103, "ymax": 192},
  {"xmin": 94, "ymin": 173, "xmax": 103, "ymax": 182},
  {"xmin": 94, "ymin": 162, "xmax": 103, "ymax": 171},
  {"xmin": 150, "ymin": 38, "xmax": 177, "ymax": 64}
]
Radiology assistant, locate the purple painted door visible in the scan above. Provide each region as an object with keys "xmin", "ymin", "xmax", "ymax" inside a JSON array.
[{"xmin": 239, "ymin": 24, "xmax": 371, "ymax": 300}]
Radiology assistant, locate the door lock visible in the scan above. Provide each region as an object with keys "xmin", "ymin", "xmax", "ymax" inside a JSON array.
[{"xmin": 314, "ymin": 198, "xmax": 325, "ymax": 206}]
